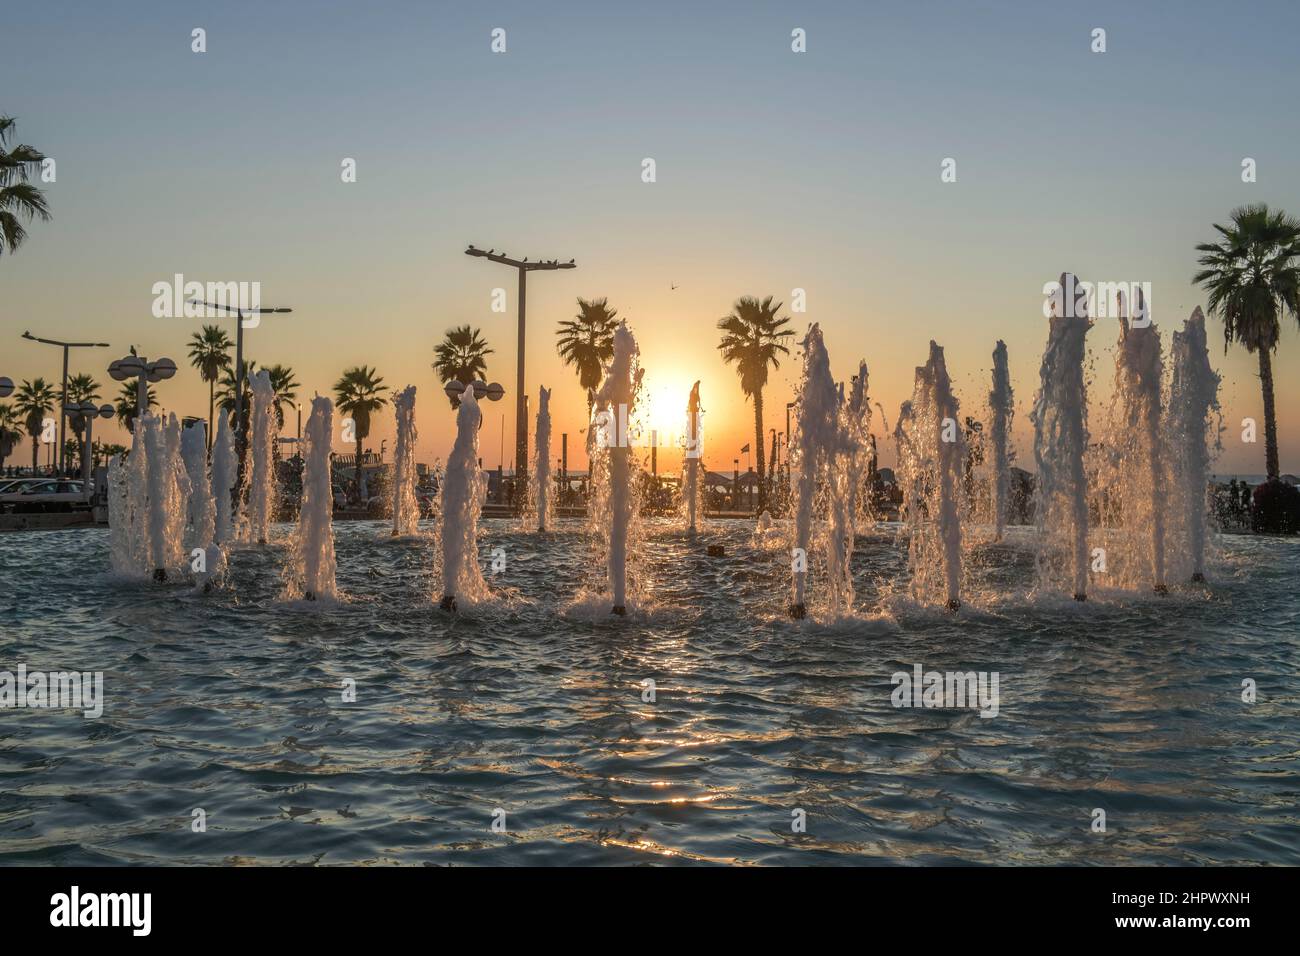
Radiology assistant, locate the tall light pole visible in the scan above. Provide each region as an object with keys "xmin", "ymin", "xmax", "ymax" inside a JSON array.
[
  {"xmin": 21, "ymin": 332, "xmax": 110, "ymax": 475},
  {"xmin": 186, "ymin": 300, "xmax": 293, "ymax": 480},
  {"xmin": 464, "ymin": 245, "xmax": 575, "ymax": 484}
]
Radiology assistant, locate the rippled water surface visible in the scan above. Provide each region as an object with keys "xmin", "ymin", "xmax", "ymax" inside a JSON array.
[{"xmin": 1, "ymin": 519, "xmax": 1297, "ymax": 865}]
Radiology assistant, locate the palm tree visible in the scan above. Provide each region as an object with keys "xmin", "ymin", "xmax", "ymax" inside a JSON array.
[
  {"xmin": 333, "ymin": 366, "xmax": 388, "ymax": 498},
  {"xmin": 115, "ymin": 381, "xmax": 157, "ymax": 434},
  {"xmin": 717, "ymin": 295, "xmax": 795, "ymax": 512},
  {"xmin": 1194, "ymin": 204, "xmax": 1300, "ymax": 481},
  {"xmin": 64, "ymin": 373, "xmax": 101, "ymax": 475},
  {"xmin": 432, "ymin": 326, "xmax": 493, "ymax": 408},
  {"xmin": 0, "ymin": 403, "xmax": 20, "ymax": 472},
  {"xmin": 188, "ymin": 325, "xmax": 233, "ymax": 449},
  {"xmin": 0, "ymin": 115, "xmax": 50, "ymax": 256},
  {"xmin": 556, "ymin": 297, "xmax": 619, "ymax": 422},
  {"xmin": 264, "ymin": 364, "xmax": 300, "ymax": 429},
  {"xmin": 215, "ymin": 359, "xmax": 254, "ymax": 417},
  {"xmin": 13, "ymin": 378, "xmax": 56, "ymax": 473}
]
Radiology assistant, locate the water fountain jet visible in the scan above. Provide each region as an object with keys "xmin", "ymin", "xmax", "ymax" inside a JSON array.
[
  {"xmin": 437, "ymin": 388, "xmax": 488, "ymax": 611},
  {"xmin": 532, "ymin": 386, "xmax": 552, "ymax": 533},
  {"xmin": 1031, "ymin": 273, "xmax": 1092, "ymax": 601},
  {"xmin": 391, "ymin": 386, "xmax": 419, "ymax": 537},
  {"xmin": 593, "ymin": 322, "xmax": 642, "ymax": 616},
  {"xmin": 788, "ymin": 324, "xmax": 838, "ymax": 619}
]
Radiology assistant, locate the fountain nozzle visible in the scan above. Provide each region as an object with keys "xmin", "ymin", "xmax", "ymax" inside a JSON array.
[
  {"xmin": 945, "ymin": 598, "xmax": 961, "ymax": 612},
  {"xmin": 611, "ymin": 605, "xmax": 626, "ymax": 616},
  {"xmin": 1191, "ymin": 572, "xmax": 1206, "ymax": 583},
  {"xmin": 304, "ymin": 591, "xmax": 316, "ymax": 601},
  {"xmin": 788, "ymin": 603, "xmax": 806, "ymax": 620},
  {"xmin": 1153, "ymin": 584, "xmax": 1169, "ymax": 595},
  {"xmin": 1073, "ymin": 593, "xmax": 1087, "ymax": 602},
  {"xmin": 439, "ymin": 595, "xmax": 457, "ymax": 612},
  {"xmin": 152, "ymin": 568, "xmax": 167, "ymax": 583}
]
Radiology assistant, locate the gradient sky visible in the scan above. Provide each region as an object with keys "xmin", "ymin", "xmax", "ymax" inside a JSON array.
[{"xmin": 4, "ymin": 0, "xmax": 1299, "ymax": 475}]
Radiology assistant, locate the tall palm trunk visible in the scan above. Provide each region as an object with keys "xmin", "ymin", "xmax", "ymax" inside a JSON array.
[
  {"xmin": 1259, "ymin": 348, "xmax": 1280, "ymax": 480},
  {"xmin": 753, "ymin": 390, "xmax": 766, "ymax": 512},
  {"xmin": 208, "ymin": 378, "xmax": 216, "ymax": 452},
  {"xmin": 30, "ymin": 435, "xmax": 39, "ymax": 474},
  {"xmin": 356, "ymin": 433, "xmax": 364, "ymax": 502}
]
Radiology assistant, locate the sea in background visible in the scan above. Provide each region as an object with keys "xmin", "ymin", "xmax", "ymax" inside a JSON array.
[{"xmin": 0, "ymin": 519, "xmax": 1296, "ymax": 865}]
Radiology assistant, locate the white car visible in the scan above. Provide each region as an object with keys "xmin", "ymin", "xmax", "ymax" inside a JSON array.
[{"xmin": 0, "ymin": 479, "xmax": 89, "ymax": 511}]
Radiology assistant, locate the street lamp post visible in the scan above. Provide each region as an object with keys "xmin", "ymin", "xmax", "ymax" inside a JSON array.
[
  {"xmin": 185, "ymin": 300, "xmax": 293, "ymax": 480},
  {"xmin": 21, "ymin": 332, "xmax": 110, "ymax": 475},
  {"xmin": 464, "ymin": 245, "xmax": 574, "ymax": 487}
]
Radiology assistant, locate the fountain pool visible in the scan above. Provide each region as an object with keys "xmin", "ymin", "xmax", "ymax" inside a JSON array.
[{"xmin": 1, "ymin": 518, "xmax": 1295, "ymax": 865}]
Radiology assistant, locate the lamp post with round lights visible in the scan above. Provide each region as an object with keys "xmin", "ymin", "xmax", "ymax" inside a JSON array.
[
  {"xmin": 108, "ymin": 353, "xmax": 177, "ymax": 425},
  {"xmin": 443, "ymin": 379, "xmax": 506, "ymax": 425},
  {"xmin": 64, "ymin": 400, "xmax": 115, "ymax": 489}
]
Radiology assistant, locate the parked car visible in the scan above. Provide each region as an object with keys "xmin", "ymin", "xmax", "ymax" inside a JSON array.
[
  {"xmin": 0, "ymin": 477, "xmax": 48, "ymax": 495},
  {"xmin": 0, "ymin": 479, "xmax": 88, "ymax": 513}
]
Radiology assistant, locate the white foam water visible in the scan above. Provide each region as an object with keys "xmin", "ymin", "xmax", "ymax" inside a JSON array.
[
  {"xmin": 894, "ymin": 342, "xmax": 964, "ymax": 610},
  {"xmin": 683, "ymin": 381, "xmax": 703, "ymax": 533},
  {"xmin": 593, "ymin": 322, "xmax": 642, "ymax": 615},
  {"xmin": 211, "ymin": 412, "xmax": 237, "ymax": 545},
  {"xmin": 1110, "ymin": 289, "xmax": 1168, "ymax": 591},
  {"xmin": 825, "ymin": 361, "xmax": 871, "ymax": 615},
  {"xmin": 532, "ymin": 386, "xmax": 553, "ymax": 533},
  {"xmin": 391, "ymin": 385, "xmax": 419, "ymax": 538},
  {"xmin": 288, "ymin": 396, "xmax": 338, "ymax": 600},
  {"xmin": 247, "ymin": 370, "xmax": 277, "ymax": 545},
  {"xmin": 1031, "ymin": 273, "xmax": 1092, "ymax": 600},
  {"xmin": 788, "ymin": 323, "xmax": 838, "ymax": 618},
  {"xmin": 181, "ymin": 421, "xmax": 214, "ymax": 555},
  {"xmin": 437, "ymin": 388, "xmax": 489, "ymax": 610},
  {"xmin": 1167, "ymin": 307, "xmax": 1222, "ymax": 582}
]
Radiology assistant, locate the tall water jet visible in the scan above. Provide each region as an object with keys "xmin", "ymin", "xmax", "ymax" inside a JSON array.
[
  {"xmin": 1113, "ymin": 289, "xmax": 1168, "ymax": 592},
  {"xmin": 1167, "ymin": 307, "xmax": 1221, "ymax": 582},
  {"xmin": 683, "ymin": 381, "xmax": 703, "ymax": 533},
  {"xmin": 989, "ymin": 340, "xmax": 1014, "ymax": 540},
  {"xmin": 531, "ymin": 386, "xmax": 553, "ymax": 532},
  {"xmin": 788, "ymin": 323, "xmax": 838, "ymax": 619},
  {"xmin": 247, "ymin": 369, "xmax": 277, "ymax": 545},
  {"xmin": 594, "ymin": 322, "xmax": 642, "ymax": 615},
  {"xmin": 181, "ymin": 421, "xmax": 215, "ymax": 555},
  {"xmin": 438, "ymin": 388, "xmax": 488, "ymax": 611},
  {"xmin": 895, "ymin": 343, "xmax": 964, "ymax": 610},
  {"xmin": 1031, "ymin": 273, "xmax": 1092, "ymax": 601},
  {"xmin": 290, "ymin": 396, "xmax": 338, "ymax": 600},
  {"xmin": 211, "ymin": 412, "xmax": 237, "ymax": 544},
  {"xmin": 391, "ymin": 385, "xmax": 419, "ymax": 537},
  {"xmin": 825, "ymin": 362, "xmax": 871, "ymax": 615},
  {"xmin": 141, "ymin": 413, "xmax": 185, "ymax": 581}
]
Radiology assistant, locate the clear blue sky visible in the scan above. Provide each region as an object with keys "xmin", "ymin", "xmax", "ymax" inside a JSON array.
[{"xmin": 4, "ymin": 0, "xmax": 1298, "ymax": 473}]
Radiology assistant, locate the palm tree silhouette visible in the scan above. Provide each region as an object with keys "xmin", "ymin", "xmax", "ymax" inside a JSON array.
[
  {"xmin": 334, "ymin": 366, "xmax": 389, "ymax": 498},
  {"xmin": 717, "ymin": 295, "xmax": 794, "ymax": 512},
  {"xmin": 264, "ymin": 364, "xmax": 301, "ymax": 430},
  {"xmin": 0, "ymin": 403, "xmax": 21, "ymax": 471},
  {"xmin": 1194, "ymin": 204, "xmax": 1300, "ymax": 481},
  {"xmin": 13, "ymin": 378, "xmax": 56, "ymax": 472},
  {"xmin": 556, "ymin": 297, "xmax": 619, "ymax": 424},
  {"xmin": 188, "ymin": 324, "xmax": 233, "ymax": 449},
  {"xmin": 114, "ymin": 380, "xmax": 157, "ymax": 434},
  {"xmin": 432, "ymin": 325, "xmax": 493, "ymax": 407},
  {"xmin": 64, "ymin": 373, "xmax": 101, "ymax": 475},
  {"xmin": 0, "ymin": 115, "xmax": 50, "ymax": 256}
]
